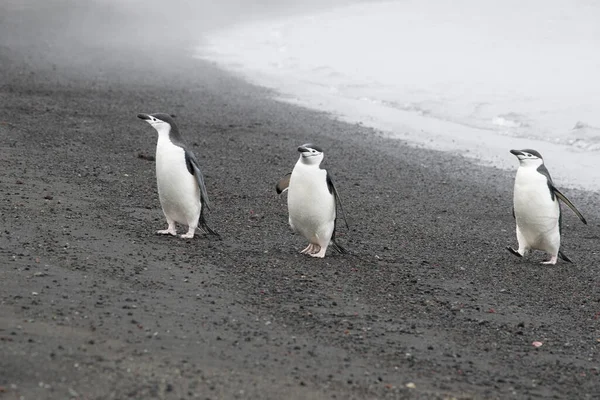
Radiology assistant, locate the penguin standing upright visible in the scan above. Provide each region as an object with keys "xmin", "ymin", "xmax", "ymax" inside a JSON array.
[
  {"xmin": 507, "ymin": 149, "xmax": 586, "ymax": 264},
  {"xmin": 276, "ymin": 143, "xmax": 348, "ymax": 258},
  {"xmin": 137, "ymin": 113, "xmax": 219, "ymax": 239}
]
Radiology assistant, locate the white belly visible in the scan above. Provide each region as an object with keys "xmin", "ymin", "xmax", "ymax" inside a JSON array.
[
  {"xmin": 287, "ymin": 163, "xmax": 336, "ymax": 243},
  {"xmin": 155, "ymin": 141, "xmax": 201, "ymax": 225},
  {"xmin": 513, "ymin": 168, "xmax": 560, "ymax": 251}
]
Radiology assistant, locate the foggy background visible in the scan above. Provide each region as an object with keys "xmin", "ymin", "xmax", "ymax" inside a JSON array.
[
  {"xmin": 3, "ymin": 0, "xmax": 599, "ymax": 189},
  {"xmin": 2, "ymin": 0, "xmax": 353, "ymax": 54}
]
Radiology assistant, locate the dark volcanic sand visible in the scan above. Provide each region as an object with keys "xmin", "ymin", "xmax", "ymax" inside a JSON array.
[{"xmin": 1, "ymin": 2, "xmax": 600, "ymax": 399}]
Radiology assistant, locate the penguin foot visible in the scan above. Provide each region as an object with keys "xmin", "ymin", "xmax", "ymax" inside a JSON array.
[
  {"xmin": 300, "ymin": 244, "xmax": 312, "ymax": 254},
  {"xmin": 179, "ymin": 227, "xmax": 196, "ymax": 239},
  {"xmin": 541, "ymin": 255, "xmax": 558, "ymax": 265},
  {"xmin": 157, "ymin": 228, "xmax": 177, "ymax": 236},
  {"xmin": 300, "ymin": 243, "xmax": 320, "ymax": 254},
  {"xmin": 506, "ymin": 246, "xmax": 523, "ymax": 258},
  {"xmin": 310, "ymin": 247, "xmax": 327, "ymax": 258}
]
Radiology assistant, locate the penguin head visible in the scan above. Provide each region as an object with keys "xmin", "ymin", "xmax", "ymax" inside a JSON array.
[
  {"xmin": 298, "ymin": 143, "xmax": 324, "ymax": 165},
  {"xmin": 137, "ymin": 113, "xmax": 177, "ymax": 137},
  {"xmin": 510, "ymin": 149, "xmax": 544, "ymax": 167}
]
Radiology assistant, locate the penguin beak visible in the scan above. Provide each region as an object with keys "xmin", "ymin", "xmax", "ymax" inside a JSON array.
[
  {"xmin": 510, "ymin": 149, "xmax": 524, "ymax": 157},
  {"xmin": 298, "ymin": 146, "xmax": 310, "ymax": 153},
  {"xmin": 137, "ymin": 113, "xmax": 151, "ymax": 121}
]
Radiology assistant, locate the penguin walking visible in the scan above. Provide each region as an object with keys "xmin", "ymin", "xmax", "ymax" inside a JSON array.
[
  {"xmin": 137, "ymin": 113, "xmax": 219, "ymax": 239},
  {"xmin": 276, "ymin": 143, "xmax": 348, "ymax": 258},
  {"xmin": 507, "ymin": 149, "xmax": 586, "ymax": 264}
]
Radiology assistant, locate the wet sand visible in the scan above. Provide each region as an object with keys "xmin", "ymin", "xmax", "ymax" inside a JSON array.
[{"xmin": 1, "ymin": 2, "xmax": 599, "ymax": 399}]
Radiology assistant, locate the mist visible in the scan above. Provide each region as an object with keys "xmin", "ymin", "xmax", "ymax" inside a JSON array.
[
  {"xmin": 2, "ymin": 0, "xmax": 352, "ymax": 63},
  {"xmin": 5, "ymin": 0, "xmax": 598, "ymax": 188}
]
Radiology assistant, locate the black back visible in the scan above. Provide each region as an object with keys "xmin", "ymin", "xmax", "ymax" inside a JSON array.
[{"xmin": 536, "ymin": 164, "xmax": 555, "ymax": 201}]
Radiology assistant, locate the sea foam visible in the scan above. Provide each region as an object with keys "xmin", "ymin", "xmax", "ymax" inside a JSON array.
[{"xmin": 198, "ymin": 0, "xmax": 600, "ymax": 190}]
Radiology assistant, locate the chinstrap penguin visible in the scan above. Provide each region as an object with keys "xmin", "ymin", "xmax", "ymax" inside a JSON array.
[
  {"xmin": 277, "ymin": 143, "xmax": 348, "ymax": 258},
  {"xmin": 507, "ymin": 149, "xmax": 586, "ymax": 264},
  {"xmin": 137, "ymin": 113, "xmax": 219, "ymax": 239}
]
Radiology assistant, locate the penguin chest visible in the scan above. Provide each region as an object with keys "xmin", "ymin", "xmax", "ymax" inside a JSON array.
[
  {"xmin": 513, "ymin": 168, "xmax": 559, "ymax": 246},
  {"xmin": 155, "ymin": 142, "xmax": 200, "ymax": 223},
  {"xmin": 287, "ymin": 165, "xmax": 335, "ymax": 236}
]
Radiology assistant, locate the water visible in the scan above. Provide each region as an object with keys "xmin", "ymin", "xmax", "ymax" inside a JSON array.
[{"xmin": 197, "ymin": 0, "xmax": 600, "ymax": 190}]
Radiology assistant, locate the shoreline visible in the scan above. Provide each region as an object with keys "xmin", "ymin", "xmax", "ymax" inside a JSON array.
[
  {"xmin": 197, "ymin": 0, "xmax": 600, "ymax": 191},
  {"xmin": 1, "ymin": 2, "xmax": 600, "ymax": 399}
]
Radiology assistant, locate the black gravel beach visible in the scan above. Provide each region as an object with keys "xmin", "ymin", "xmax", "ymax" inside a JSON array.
[{"xmin": 1, "ymin": 1, "xmax": 600, "ymax": 399}]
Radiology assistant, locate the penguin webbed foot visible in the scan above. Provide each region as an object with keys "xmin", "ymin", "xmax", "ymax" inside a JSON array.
[
  {"xmin": 300, "ymin": 243, "xmax": 321, "ymax": 255},
  {"xmin": 541, "ymin": 255, "xmax": 558, "ymax": 265},
  {"xmin": 300, "ymin": 241, "xmax": 347, "ymax": 258},
  {"xmin": 157, "ymin": 228, "xmax": 177, "ymax": 236},
  {"xmin": 506, "ymin": 246, "xmax": 522, "ymax": 258},
  {"xmin": 310, "ymin": 248, "xmax": 327, "ymax": 258},
  {"xmin": 180, "ymin": 227, "xmax": 221, "ymax": 240}
]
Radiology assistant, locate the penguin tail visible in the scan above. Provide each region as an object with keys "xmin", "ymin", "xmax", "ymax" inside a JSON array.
[
  {"xmin": 330, "ymin": 238, "xmax": 349, "ymax": 255},
  {"xmin": 199, "ymin": 209, "xmax": 221, "ymax": 240},
  {"xmin": 506, "ymin": 246, "xmax": 522, "ymax": 258},
  {"xmin": 558, "ymin": 250, "xmax": 573, "ymax": 263}
]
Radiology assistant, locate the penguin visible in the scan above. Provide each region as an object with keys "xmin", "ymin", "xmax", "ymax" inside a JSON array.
[
  {"xmin": 507, "ymin": 149, "xmax": 586, "ymax": 264},
  {"xmin": 276, "ymin": 143, "xmax": 348, "ymax": 258},
  {"xmin": 137, "ymin": 113, "xmax": 219, "ymax": 239}
]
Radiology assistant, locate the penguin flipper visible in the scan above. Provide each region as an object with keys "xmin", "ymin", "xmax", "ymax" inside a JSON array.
[
  {"xmin": 551, "ymin": 186, "xmax": 587, "ymax": 225},
  {"xmin": 558, "ymin": 250, "xmax": 573, "ymax": 263},
  {"xmin": 276, "ymin": 173, "xmax": 291, "ymax": 194},
  {"xmin": 185, "ymin": 150, "xmax": 220, "ymax": 238},
  {"xmin": 185, "ymin": 150, "xmax": 211, "ymax": 211},
  {"xmin": 326, "ymin": 172, "xmax": 349, "ymax": 230}
]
